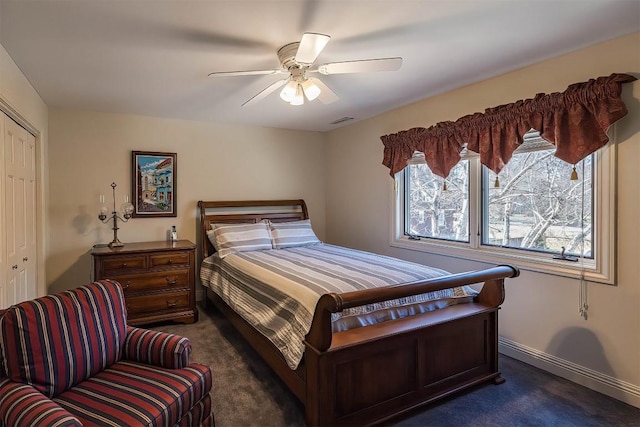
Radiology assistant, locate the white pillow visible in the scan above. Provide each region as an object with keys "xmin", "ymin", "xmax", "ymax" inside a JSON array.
[
  {"xmin": 208, "ymin": 221, "xmax": 273, "ymax": 258},
  {"xmin": 206, "ymin": 229, "xmax": 219, "ymax": 251},
  {"xmin": 269, "ymin": 219, "xmax": 321, "ymax": 249}
]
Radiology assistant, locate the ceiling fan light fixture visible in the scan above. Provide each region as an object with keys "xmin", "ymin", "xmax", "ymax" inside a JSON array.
[
  {"xmin": 209, "ymin": 32, "xmax": 402, "ymax": 107},
  {"xmin": 290, "ymin": 84, "xmax": 304, "ymax": 105},
  {"xmin": 279, "ymin": 80, "xmax": 297, "ymax": 102},
  {"xmin": 301, "ymin": 79, "xmax": 321, "ymax": 101}
]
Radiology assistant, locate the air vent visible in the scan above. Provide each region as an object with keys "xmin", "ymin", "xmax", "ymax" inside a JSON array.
[{"xmin": 330, "ymin": 117, "xmax": 354, "ymax": 125}]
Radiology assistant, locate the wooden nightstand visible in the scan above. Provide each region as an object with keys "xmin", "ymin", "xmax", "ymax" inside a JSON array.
[{"xmin": 91, "ymin": 240, "xmax": 197, "ymax": 326}]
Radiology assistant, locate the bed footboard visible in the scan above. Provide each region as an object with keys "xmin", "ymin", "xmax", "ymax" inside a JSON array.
[{"xmin": 304, "ymin": 264, "xmax": 519, "ymax": 426}]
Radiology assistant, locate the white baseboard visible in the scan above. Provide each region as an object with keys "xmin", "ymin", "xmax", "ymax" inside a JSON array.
[{"xmin": 499, "ymin": 337, "xmax": 640, "ymax": 409}]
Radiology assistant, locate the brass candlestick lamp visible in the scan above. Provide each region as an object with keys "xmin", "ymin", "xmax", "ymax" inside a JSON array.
[{"xmin": 99, "ymin": 182, "xmax": 134, "ymax": 248}]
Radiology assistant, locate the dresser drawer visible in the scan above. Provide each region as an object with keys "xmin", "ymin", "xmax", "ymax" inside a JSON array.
[
  {"xmin": 101, "ymin": 255, "xmax": 147, "ymax": 274},
  {"xmin": 114, "ymin": 270, "xmax": 190, "ymax": 294},
  {"xmin": 125, "ymin": 290, "xmax": 191, "ymax": 316},
  {"xmin": 150, "ymin": 252, "xmax": 191, "ymax": 268}
]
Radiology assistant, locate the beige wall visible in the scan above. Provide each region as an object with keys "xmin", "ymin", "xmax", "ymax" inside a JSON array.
[
  {"xmin": 47, "ymin": 110, "xmax": 326, "ymax": 294},
  {"xmin": 325, "ymin": 33, "xmax": 640, "ymax": 405},
  {"xmin": 4, "ymin": 28, "xmax": 639, "ymax": 406},
  {"xmin": 0, "ymin": 44, "xmax": 49, "ymax": 298}
]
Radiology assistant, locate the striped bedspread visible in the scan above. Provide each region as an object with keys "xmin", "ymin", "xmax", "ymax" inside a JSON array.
[{"xmin": 200, "ymin": 243, "xmax": 477, "ymax": 369}]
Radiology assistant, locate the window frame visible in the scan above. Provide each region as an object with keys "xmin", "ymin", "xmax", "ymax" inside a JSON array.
[
  {"xmin": 403, "ymin": 158, "xmax": 471, "ymax": 243},
  {"xmin": 391, "ymin": 131, "xmax": 617, "ymax": 285}
]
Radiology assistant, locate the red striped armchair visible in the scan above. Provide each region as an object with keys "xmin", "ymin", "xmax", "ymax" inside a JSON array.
[{"xmin": 0, "ymin": 280, "xmax": 214, "ymax": 427}]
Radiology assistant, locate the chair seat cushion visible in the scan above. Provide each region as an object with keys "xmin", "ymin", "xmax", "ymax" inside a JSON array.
[{"xmin": 53, "ymin": 360, "xmax": 212, "ymax": 427}]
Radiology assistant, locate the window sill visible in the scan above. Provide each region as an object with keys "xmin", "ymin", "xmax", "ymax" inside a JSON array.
[{"xmin": 391, "ymin": 236, "xmax": 614, "ymax": 285}]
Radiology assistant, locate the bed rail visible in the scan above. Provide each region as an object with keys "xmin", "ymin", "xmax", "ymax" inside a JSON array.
[{"xmin": 306, "ymin": 264, "xmax": 519, "ymax": 352}]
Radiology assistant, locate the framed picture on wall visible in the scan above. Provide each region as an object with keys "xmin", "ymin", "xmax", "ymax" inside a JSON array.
[{"xmin": 131, "ymin": 151, "xmax": 177, "ymax": 217}]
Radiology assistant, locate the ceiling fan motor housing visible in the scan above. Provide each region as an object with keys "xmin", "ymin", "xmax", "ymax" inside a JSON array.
[{"xmin": 278, "ymin": 42, "xmax": 301, "ymax": 70}]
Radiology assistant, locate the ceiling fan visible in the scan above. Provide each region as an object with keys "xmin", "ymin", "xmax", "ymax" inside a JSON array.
[{"xmin": 208, "ymin": 32, "xmax": 403, "ymax": 106}]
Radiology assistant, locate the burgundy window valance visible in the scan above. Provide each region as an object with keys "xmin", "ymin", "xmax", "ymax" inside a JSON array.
[{"xmin": 380, "ymin": 73, "xmax": 637, "ymax": 178}]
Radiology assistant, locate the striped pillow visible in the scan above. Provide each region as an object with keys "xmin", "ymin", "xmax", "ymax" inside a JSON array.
[
  {"xmin": 269, "ymin": 219, "xmax": 321, "ymax": 249},
  {"xmin": 209, "ymin": 221, "xmax": 273, "ymax": 258}
]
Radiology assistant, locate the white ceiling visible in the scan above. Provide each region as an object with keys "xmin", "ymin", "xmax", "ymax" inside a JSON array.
[{"xmin": 1, "ymin": 0, "xmax": 638, "ymax": 132}]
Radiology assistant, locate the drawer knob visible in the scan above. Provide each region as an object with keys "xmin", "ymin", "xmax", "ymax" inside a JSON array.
[
  {"xmin": 123, "ymin": 281, "xmax": 130, "ymax": 289},
  {"xmin": 165, "ymin": 277, "xmax": 177, "ymax": 285},
  {"xmin": 167, "ymin": 259, "xmax": 173, "ymax": 264},
  {"xmin": 121, "ymin": 263, "xmax": 128, "ymax": 268},
  {"xmin": 166, "ymin": 299, "xmax": 178, "ymax": 308}
]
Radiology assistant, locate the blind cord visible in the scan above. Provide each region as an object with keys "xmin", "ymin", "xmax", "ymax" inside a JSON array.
[{"xmin": 578, "ymin": 160, "xmax": 589, "ymax": 320}]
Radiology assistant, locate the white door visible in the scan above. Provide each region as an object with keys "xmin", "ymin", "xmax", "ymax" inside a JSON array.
[{"xmin": 4, "ymin": 113, "xmax": 37, "ymax": 306}]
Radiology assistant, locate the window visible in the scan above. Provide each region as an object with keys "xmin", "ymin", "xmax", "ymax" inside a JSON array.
[
  {"xmin": 482, "ymin": 139, "xmax": 593, "ymax": 258},
  {"xmin": 394, "ymin": 132, "xmax": 616, "ymax": 284},
  {"xmin": 404, "ymin": 159, "xmax": 469, "ymax": 243}
]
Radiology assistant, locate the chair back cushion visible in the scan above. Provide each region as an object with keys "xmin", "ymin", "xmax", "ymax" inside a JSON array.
[{"xmin": 0, "ymin": 280, "xmax": 128, "ymax": 398}]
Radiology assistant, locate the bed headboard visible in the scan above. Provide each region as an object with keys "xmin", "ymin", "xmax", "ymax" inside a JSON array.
[{"xmin": 197, "ymin": 199, "xmax": 309, "ymax": 259}]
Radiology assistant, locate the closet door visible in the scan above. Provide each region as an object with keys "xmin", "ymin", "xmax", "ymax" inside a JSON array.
[{"xmin": 4, "ymin": 113, "xmax": 37, "ymax": 306}]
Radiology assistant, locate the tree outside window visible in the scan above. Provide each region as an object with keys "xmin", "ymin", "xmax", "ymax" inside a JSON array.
[{"xmin": 404, "ymin": 141, "xmax": 593, "ymax": 259}]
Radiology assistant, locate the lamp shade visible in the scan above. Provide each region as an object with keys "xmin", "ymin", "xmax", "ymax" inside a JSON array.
[
  {"xmin": 280, "ymin": 80, "xmax": 298, "ymax": 102},
  {"xmin": 301, "ymin": 79, "xmax": 321, "ymax": 101},
  {"xmin": 290, "ymin": 84, "xmax": 304, "ymax": 105}
]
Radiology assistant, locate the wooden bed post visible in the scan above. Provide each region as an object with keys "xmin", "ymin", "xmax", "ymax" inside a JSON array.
[{"xmin": 306, "ymin": 293, "xmax": 341, "ymax": 352}]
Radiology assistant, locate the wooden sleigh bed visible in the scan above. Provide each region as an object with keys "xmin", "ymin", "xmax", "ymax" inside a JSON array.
[{"xmin": 198, "ymin": 200, "xmax": 519, "ymax": 426}]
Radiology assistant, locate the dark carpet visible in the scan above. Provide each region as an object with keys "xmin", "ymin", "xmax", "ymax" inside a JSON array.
[{"xmin": 152, "ymin": 305, "xmax": 640, "ymax": 427}]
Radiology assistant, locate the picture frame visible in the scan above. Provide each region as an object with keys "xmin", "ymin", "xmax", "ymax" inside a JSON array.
[{"xmin": 131, "ymin": 151, "xmax": 177, "ymax": 217}]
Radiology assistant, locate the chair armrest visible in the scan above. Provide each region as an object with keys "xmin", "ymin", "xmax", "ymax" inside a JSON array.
[
  {"xmin": 123, "ymin": 326, "xmax": 192, "ymax": 369},
  {"xmin": 0, "ymin": 379, "xmax": 81, "ymax": 427}
]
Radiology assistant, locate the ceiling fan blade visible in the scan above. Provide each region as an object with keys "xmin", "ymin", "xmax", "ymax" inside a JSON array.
[
  {"xmin": 295, "ymin": 32, "xmax": 331, "ymax": 65},
  {"xmin": 209, "ymin": 69, "xmax": 284, "ymax": 77},
  {"xmin": 241, "ymin": 78, "xmax": 289, "ymax": 107},
  {"xmin": 308, "ymin": 78, "xmax": 338, "ymax": 104},
  {"xmin": 317, "ymin": 57, "xmax": 403, "ymax": 75}
]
